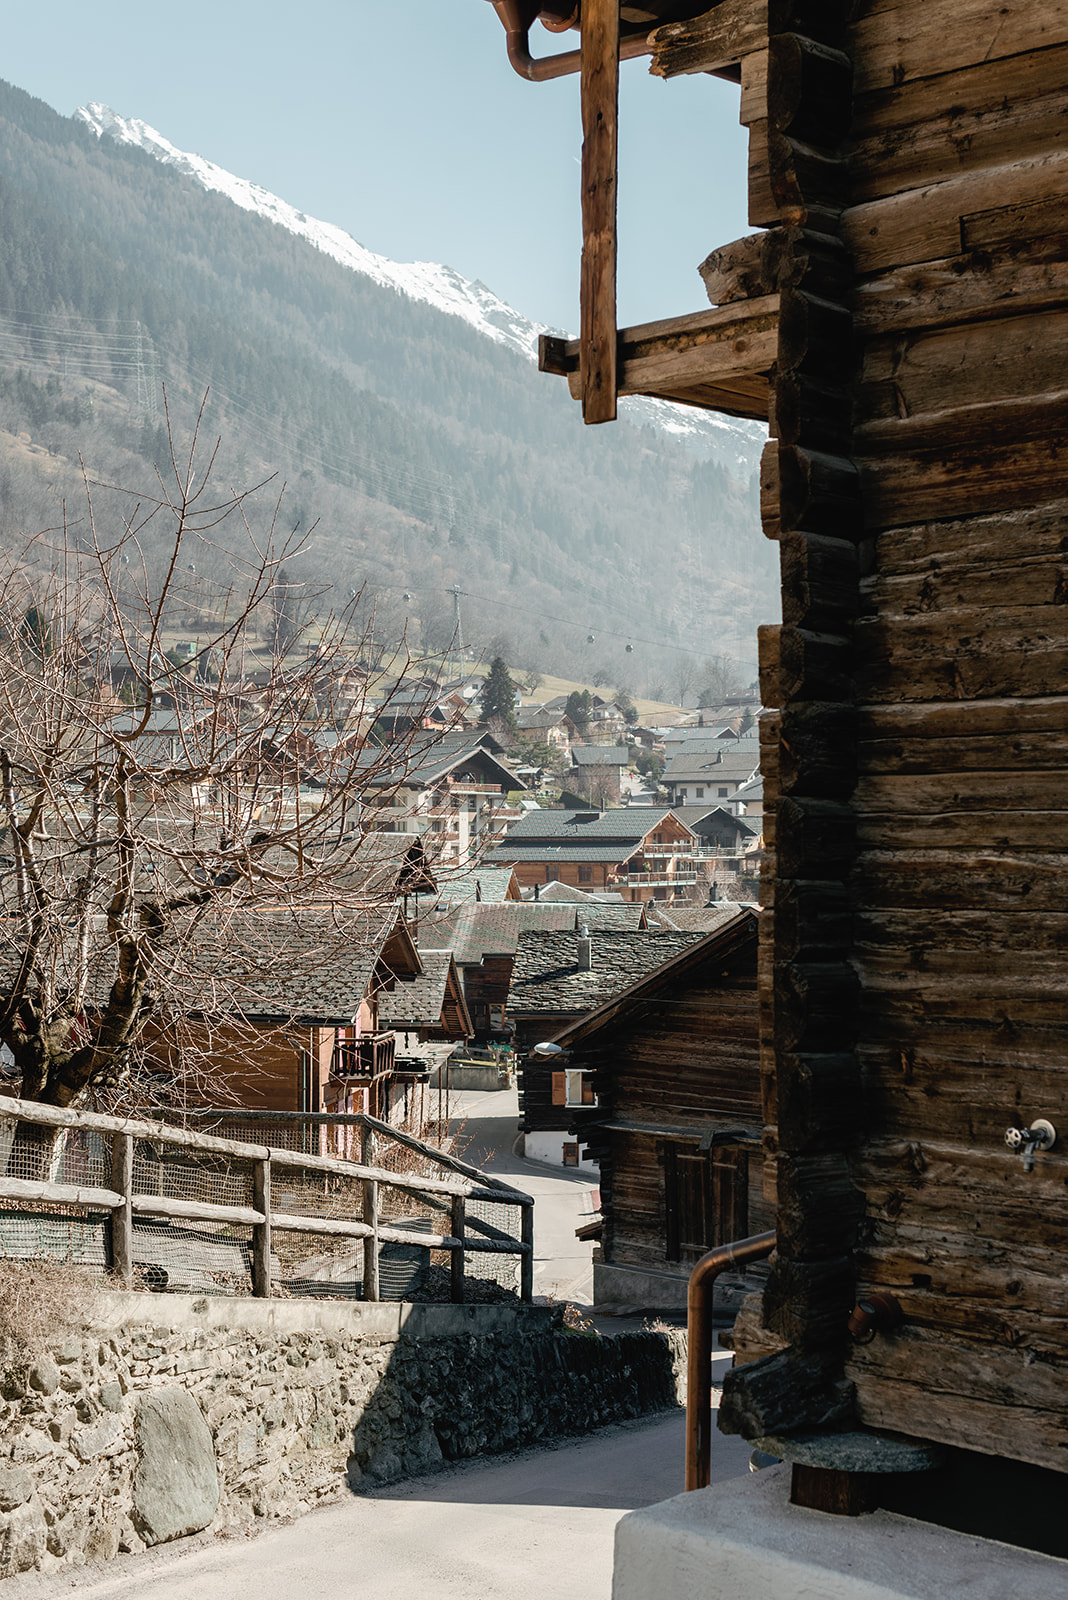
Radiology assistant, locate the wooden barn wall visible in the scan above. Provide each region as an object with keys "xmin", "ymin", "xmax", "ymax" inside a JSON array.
[
  {"xmin": 839, "ymin": 0, "xmax": 1068, "ymax": 1471},
  {"xmin": 590, "ymin": 958, "xmax": 771, "ymax": 1272}
]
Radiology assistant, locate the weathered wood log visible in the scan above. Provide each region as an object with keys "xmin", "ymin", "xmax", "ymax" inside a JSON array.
[
  {"xmin": 746, "ymin": 120, "xmax": 779, "ymax": 228},
  {"xmin": 858, "ymin": 308, "xmax": 1068, "ymax": 426},
  {"xmin": 0, "ymin": 1097, "xmax": 271, "ymax": 1162},
  {"xmin": 842, "ymin": 148, "xmax": 1068, "ymax": 275},
  {"xmin": 854, "ymin": 606, "xmax": 1068, "ymax": 705},
  {"xmin": 854, "ymin": 233, "xmax": 1068, "ymax": 341},
  {"xmin": 849, "ymin": 43, "xmax": 1068, "ymax": 204},
  {"xmin": 865, "ymin": 496, "xmax": 1068, "ymax": 577},
  {"xmin": 361, "ymin": 1124, "xmax": 379, "ymax": 1303},
  {"xmin": 780, "ymin": 530, "xmax": 860, "ymax": 632},
  {"xmin": 698, "ymin": 231, "xmax": 774, "ymax": 306},
  {"xmin": 650, "ymin": 0, "xmax": 767, "ymax": 79},
  {"xmin": 129, "ymin": 1194, "xmax": 265, "ymax": 1227},
  {"xmin": 778, "ymin": 624, "xmax": 854, "ymax": 704},
  {"xmin": 775, "ymin": 1052, "xmax": 863, "ymax": 1153},
  {"xmin": 774, "ymin": 696, "xmax": 858, "ymax": 797},
  {"xmin": 760, "ymin": 444, "xmax": 781, "ymax": 539},
  {"xmin": 758, "ymin": 624, "xmax": 782, "ymax": 706},
  {"xmin": 110, "ymin": 1133, "xmax": 133, "ymax": 1289},
  {"xmin": 849, "ymin": 0, "xmax": 1068, "ymax": 99},
  {"xmin": 450, "ymin": 1194, "xmax": 466, "ymax": 1304},
  {"xmin": 768, "ymin": 31, "xmax": 852, "ymax": 146},
  {"xmin": 762, "ymin": 1254, "xmax": 857, "ymax": 1351},
  {"xmin": 777, "ymin": 445, "xmax": 862, "ymax": 537},
  {"xmin": 0, "ymin": 1175, "xmax": 124, "ymax": 1210},
  {"xmin": 252, "ymin": 1156, "xmax": 271, "ymax": 1298},
  {"xmin": 771, "ymin": 796, "xmax": 855, "ymax": 881},
  {"xmin": 769, "ymin": 880, "xmax": 852, "ymax": 961},
  {"xmin": 765, "ymin": 957, "xmax": 860, "ymax": 1053},
  {"xmin": 740, "ymin": 47, "xmax": 767, "ymax": 125},
  {"xmin": 718, "ymin": 1347, "xmax": 855, "ymax": 1438},
  {"xmin": 580, "ymin": 0, "xmax": 619, "ymax": 424},
  {"xmin": 774, "ymin": 1153, "xmax": 865, "ymax": 1256},
  {"xmin": 267, "ymin": 1144, "xmax": 474, "ymax": 1197},
  {"xmin": 852, "ymin": 847, "xmax": 1068, "ymax": 914}
]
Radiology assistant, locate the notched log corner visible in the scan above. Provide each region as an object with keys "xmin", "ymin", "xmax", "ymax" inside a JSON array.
[{"xmin": 718, "ymin": 1346, "xmax": 856, "ymax": 1439}]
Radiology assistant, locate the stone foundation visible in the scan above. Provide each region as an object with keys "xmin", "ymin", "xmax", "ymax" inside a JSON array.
[{"xmin": 0, "ymin": 1291, "xmax": 685, "ymax": 1579}]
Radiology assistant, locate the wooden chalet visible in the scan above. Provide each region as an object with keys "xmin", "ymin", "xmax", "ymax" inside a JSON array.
[
  {"xmin": 482, "ymin": 0, "xmax": 1068, "ymax": 1548},
  {"xmin": 551, "ymin": 907, "xmax": 769, "ymax": 1307},
  {"xmin": 420, "ymin": 897, "xmax": 647, "ymax": 1043},
  {"xmin": 511, "ymin": 926, "xmax": 705, "ymax": 1164},
  {"xmin": 487, "ymin": 805, "xmax": 699, "ymax": 900}
]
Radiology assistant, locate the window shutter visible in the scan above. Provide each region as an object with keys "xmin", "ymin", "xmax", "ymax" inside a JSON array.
[{"xmin": 551, "ymin": 1071, "xmax": 567, "ymax": 1106}]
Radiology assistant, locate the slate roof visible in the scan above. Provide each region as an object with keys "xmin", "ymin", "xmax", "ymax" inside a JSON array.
[
  {"xmin": 488, "ymin": 806, "xmax": 693, "ymax": 867},
  {"xmin": 645, "ymin": 902, "xmax": 747, "ymax": 933},
  {"xmin": 420, "ymin": 900, "xmax": 646, "ymax": 965},
  {"xmin": 520, "ymin": 882, "xmax": 626, "ymax": 904},
  {"xmin": 378, "ymin": 948, "xmax": 467, "ymax": 1031},
  {"xmin": 571, "ymin": 744, "xmax": 631, "ymax": 768},
  {"xmin": 430, "ymin": 865, "xmax": 521, "ymax": 906},
  {"xmin": 345, "ymin": 732, "xmax": 521, "ymax": 792},
  {"xmin": 669, "ymin": 806, "xmax": 760, "ymax": 838},
  {"xmin": 508, "ymin": 929, "xmax": 704, "ymax": 1017},
  {"xmin": 663, "ymin": 748, "xmax": 760, "ymax": 785}
]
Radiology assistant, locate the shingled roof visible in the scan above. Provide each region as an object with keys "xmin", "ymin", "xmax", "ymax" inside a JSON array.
[
  {"xmin": 378, "ymin": 948, "xmax": 471, "ymax": 1037},
  {"xmin": 508, "ymin": 928, "xmax": 703, "ymax": 1018},
  {"xmin": 420, "ymin": 899, "xmax": 646, "ymax": 965},
  {"xmin": 488, "ymin": 806, "xmax": 693, "ymax": 867}
]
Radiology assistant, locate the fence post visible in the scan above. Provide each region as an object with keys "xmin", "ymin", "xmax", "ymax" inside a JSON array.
[
  {"xmin": 109, "ymin": 1133, "xmax": 133, "ymax": 1289},
  {"xmin": 252, "ymin": 1156, "xmax": 272, "ymax": 1298},
  {"xmin": 361, "ymin": 1125, "xmax": 379, "ymax": 1302},
  {"xmin": 450, "ymin": 1195, "xmax": 466, "ymax": 1304},
  {"xmin": 520, "ymin": 1201, "xmax": 534, "ymax": 1305}
]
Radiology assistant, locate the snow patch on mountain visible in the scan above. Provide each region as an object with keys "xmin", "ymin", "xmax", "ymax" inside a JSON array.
[{"xmin": 76, "ymin": 102, "xmax": 765, "ymax": 472}]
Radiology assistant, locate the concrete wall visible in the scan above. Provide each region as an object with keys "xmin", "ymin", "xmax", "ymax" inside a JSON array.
[{"xmin": 0, "ymin": 1291, "xmax": 685, "ymax": 1580}]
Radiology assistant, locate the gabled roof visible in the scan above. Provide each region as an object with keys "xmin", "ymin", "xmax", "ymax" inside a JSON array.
[
  {"xmin": 669, "ymin": 805, "xmax": 759, "ymax": 838},
  {"xmin": 645, "ymin": 901, "xmax": 748, "ymax": 933},
  {"xmin": 430, "ymin": 865, "xmax": 522, "ymax": 906},
  {"xmin": 420, "ymin": 899, "xmax": 647, "ymax": 964},
  {"xmin": 662, "ymin": 748, "xmax": 760, "ymax": 784},
  {"xmin": 546, "ymin": 908, "xmax": 759, "ymax": 1047},
  {"xmin": 378, "ymin": 948, "xmax": 472, "ymax": 1038},
  {"xmin": 488, "ymin": 806, "xmax": 694, "ymax": 866},
  {"xmin": 571, "ymin": 744, "xmax": 631, "ymax": 767},
  {"xmin": 353, "ymin": 731, "xmax": 522, "ymax": 793},
  {"xmin": 508, "ymin": 929, "xmax": 703, "ymax": 1018}
]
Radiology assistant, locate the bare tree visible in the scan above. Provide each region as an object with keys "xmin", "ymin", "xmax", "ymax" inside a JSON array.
[
  {"xmin": 0, "ymin": 413, "xmax": 452, "ymax": 1149},
  {"xmin": 671, "ymin": 655, "xmax": 699, "ymax": 708},
  {"xmin": 696, "ymin": 653, "xmax": 743, "ymax": 707}
]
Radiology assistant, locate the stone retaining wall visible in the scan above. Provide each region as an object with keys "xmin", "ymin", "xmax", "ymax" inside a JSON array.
[{"xmin": 0, "ymin": 1292, "xmax": 686, "ymax": 1579}]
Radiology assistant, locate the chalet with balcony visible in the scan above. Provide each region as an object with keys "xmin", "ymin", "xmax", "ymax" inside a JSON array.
[
  {"xmin": 357, "ymin": 731, "xmax": 524, "ymax": 867},
  {"xmin": 487, "ymin": 805, "xmax": 698, "ymax": 901}
]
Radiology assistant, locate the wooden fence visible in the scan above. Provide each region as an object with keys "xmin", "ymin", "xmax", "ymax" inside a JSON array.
[{"xmin": 0, "ymin": 1097, "xmax": 534, "ymax": 1303}]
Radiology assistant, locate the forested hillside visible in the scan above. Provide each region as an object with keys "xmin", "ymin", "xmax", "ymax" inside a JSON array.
[{"xmin": 0, "ymin": 78, "xmax": 776, "ymax": 688}]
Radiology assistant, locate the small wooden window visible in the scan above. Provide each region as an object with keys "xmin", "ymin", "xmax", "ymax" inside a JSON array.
[
  {"xmin": 563, "ymin": 1142, "xmax": 580, "ymax": 1167},
  {"xmin": 551, "ymin": 1070, "xmax": 567, "ymax": 1105},
  {"xmin": 578, "ymin": 863, "xmax": 593, "ymax": 883}
]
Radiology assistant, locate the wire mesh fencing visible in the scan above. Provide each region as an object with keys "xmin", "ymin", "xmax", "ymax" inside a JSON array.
[{"xmin": 0, "ymin": 1101, "xmax": 532, "ymax": 1304}]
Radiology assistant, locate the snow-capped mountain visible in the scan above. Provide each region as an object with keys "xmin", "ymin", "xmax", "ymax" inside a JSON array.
[{"xmin": 76, "ymin": 102, "xmax": 764, "ymax": 473}]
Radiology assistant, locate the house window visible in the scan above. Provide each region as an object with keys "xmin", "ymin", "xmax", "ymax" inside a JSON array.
[
  {"xmin": 551, "ymin": 1070, "xmax": 596, "ymax": 1107},
  {"xmin": 661, "ymin": 1142, "xmax": 749, "ymax": 1262},
  {"xmin": 695, "ymin": 787, "xmax": 704, "ymax": 799},
  {"xmin": 562, "ymin": 1142, "xmax": 580, "ymax": 1167},
  {"xmin": 578, "ymin": 863, "xmax": 593, "ymax": 883},
  {"xmin": 545, "ymin": 865, "xmax": 560, "ymax": 882},
  {"xmin": 718, "ymin": 787, "xmax": 728, "ymax": 798}
]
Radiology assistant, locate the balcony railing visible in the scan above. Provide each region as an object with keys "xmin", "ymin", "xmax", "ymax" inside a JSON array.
[{"xmin": 332, "ymin": 1032, "xmax": 396, "ymax": 1082}]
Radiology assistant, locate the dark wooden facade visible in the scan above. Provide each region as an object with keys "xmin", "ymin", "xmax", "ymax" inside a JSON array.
[
  {"xmin": 502, "ymin": 0, "xmax": 1068, "ymax": 1483},
  {"xmin": 558, "ymin": 909, "xmax": 773, "ymax": 1306}
]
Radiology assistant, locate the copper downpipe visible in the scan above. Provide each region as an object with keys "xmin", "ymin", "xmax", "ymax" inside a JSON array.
[
  {"xmin": 488, "ymin": 1, "xmax": 655, "ymax": 81},
  {"xmin": 686, "ymin": 1230, "xmax": 777, "ymax": 1493}
]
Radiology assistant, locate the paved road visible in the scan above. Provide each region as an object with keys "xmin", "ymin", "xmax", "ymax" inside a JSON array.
[
  {"xmin": 15, "ymin": 1405, "xmax": 751, "ymax": 1600},
  {"xmin": 451, "ymin": 1085, "xmax": 599, "ymax": 1304}
]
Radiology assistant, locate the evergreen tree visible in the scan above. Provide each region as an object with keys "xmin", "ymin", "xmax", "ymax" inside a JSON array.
[{"xmin": 480, "ymin": 656, "xmax": 517, "ymax": 733}]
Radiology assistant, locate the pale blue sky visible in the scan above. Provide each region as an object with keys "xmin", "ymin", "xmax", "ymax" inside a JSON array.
[{"xmin": 4, "ymin": 2, "xmax": 750, "ymax": 334}]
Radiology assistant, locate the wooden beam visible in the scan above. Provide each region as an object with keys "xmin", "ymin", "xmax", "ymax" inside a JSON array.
[
  {"xmin": 0, "ymin": 1174, "xmax": 123, "ymax": 1210},
  {"xmin": 252, "ymin": 1156, "xmax": 272, "ymax": 1298},
  {"xmin": 110, "ymin": 1134, "xmax": 133, "ymax": 1289},
  {"xmin": 130, "ymin": 1194, "xmax": 265, "ymax": 1227},
  {"xmin": 650, "ymin": 1, "xmax": 767, "ymax": 80},
  {"xmin": 361, "ymin": 1124, "xmax": 379, "ymax": 1303},
  {"xmin": 580, "ymin": 0, "xmax": 619, "ymax": 424}
]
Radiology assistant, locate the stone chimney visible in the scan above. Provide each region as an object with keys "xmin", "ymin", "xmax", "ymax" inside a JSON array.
[{"xmin": 577, "ymin": 924, "xmax": 592, "ymax": 971}]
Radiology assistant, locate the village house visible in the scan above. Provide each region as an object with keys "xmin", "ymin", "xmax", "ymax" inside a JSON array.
[
  {"xmin": 661, "ymin": 738, "xmax": 759, "ymax": 807},
  {"xmin": 358, "ymin": 729, "xmax": 524, "ymax": 868},
  {"xmin": 514, "ymin": 703, "xmax": 577, "ymax": 755},
  {"xmin": 486, "ymin": 805, "xmax": 698, "ymax": 901},
  {"xmin": 419, "ymin": 898, "xmax": 647, "ymax": 1043},
  {"xmin": 510, "ymin": 925, "xmax": 706, "ymax": 1166},
  {"xmin": 551, "ymin": 908, "xmax": 768, "ymax": 1308},
  {"xmin": 568, "ymin": 742, "xmax": 632, "ymax": 806}
]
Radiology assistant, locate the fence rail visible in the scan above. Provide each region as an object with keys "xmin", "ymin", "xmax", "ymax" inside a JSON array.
[{"xmin": 0, "ymin": 1098, "xmax": 534, "ymax": 1304}]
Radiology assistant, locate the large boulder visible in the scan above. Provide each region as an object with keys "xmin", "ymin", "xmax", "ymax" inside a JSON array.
[{"xmin": 131, "ymin": 1390, "xmax": 219, "ymax": 1545}]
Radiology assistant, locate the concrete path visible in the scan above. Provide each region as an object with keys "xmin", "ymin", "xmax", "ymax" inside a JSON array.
[
  {"xmin": 451, "ymin": 1085, "xmax": 599, "ymax": 1303},
  {"xmin": 14, "ymin": 1406, "xmax": 752, "ymax": 1600}
]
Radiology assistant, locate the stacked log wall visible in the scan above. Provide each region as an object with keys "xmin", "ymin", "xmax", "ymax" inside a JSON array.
[{"xmin": 840, "ymin": 0, "xmax": 1068, "ymax": 1469}]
